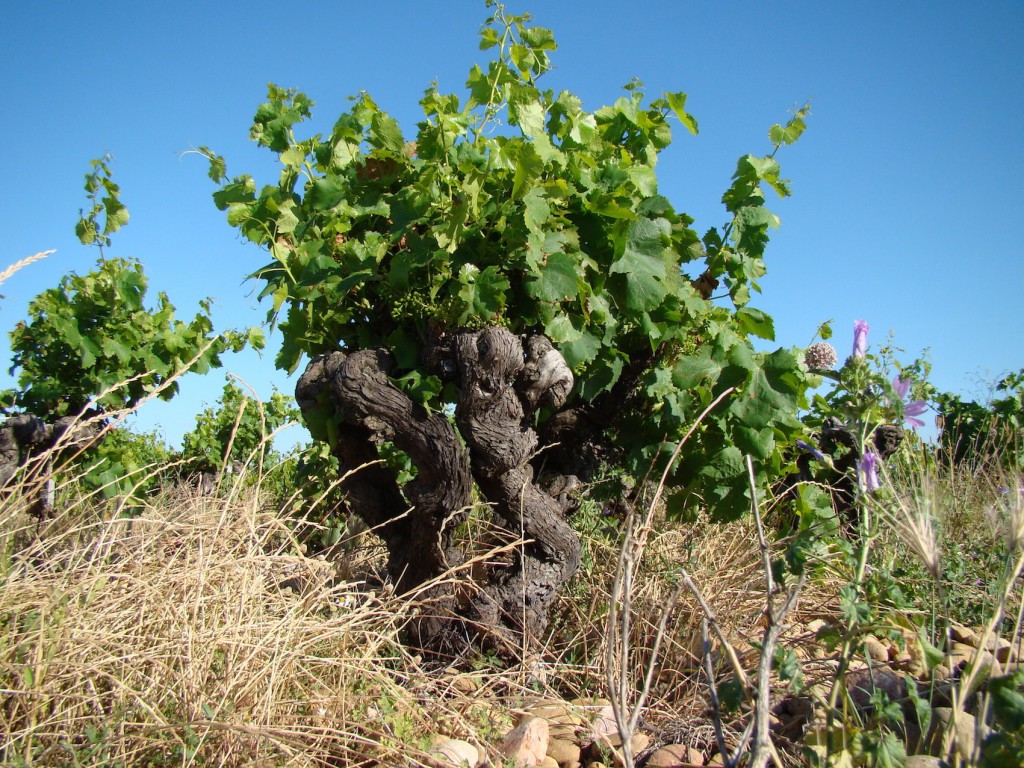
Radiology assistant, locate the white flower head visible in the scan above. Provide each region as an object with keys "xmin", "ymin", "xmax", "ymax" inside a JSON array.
[{"xmin": 804, "ymin": 342, "xmax": 838, "ymax": 371}]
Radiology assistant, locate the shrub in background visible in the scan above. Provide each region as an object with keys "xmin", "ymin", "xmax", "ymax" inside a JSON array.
[
  {"xmin": 180, "ymin": 379, "xmax": 298, "ymax": 480},
  {"xmin": 1, "ymin": 157, "xmax": 264, "ymax": 511},
  {"xmin": 936, "ymin": 369, "xmax": 1024, "ymax": 470}
]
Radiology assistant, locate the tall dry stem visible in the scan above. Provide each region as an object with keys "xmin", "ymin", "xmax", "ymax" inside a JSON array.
[
  {"xmin": 0, "ymin": 250, "xmax": 52, "ymax": 288},
  {"xmin": 604, "ymin": 387, "xmax": 734, "ymax": 768}
]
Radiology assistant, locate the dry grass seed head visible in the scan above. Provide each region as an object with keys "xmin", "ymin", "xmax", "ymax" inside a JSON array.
[
  {"xmin": 878, "ymin": 473, "xmax": 942, "ymax": 580},
  {"xmin": 0, "ymin": 249, "xmax": 52, "ymax": 288}
]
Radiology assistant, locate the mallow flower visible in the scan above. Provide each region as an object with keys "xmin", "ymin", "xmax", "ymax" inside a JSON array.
[
  {"xmin": 797, "ymin": 439, "xmax": 826, "ymax": 462},
  {"xmin": 892, "ymin": 376, "xmax": 928, "ymax": 428},
  {"xmin": 852, "ymin": 320, "xmax": 870, "ymax": 359},
  {"xmin": 858, "ymin": 450, "xmax": 881, "ymax": 493}
]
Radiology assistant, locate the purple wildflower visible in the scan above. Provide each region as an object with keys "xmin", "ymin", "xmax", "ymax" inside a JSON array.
[
  {"xmin": 892, "ymin": 376, "xmax": 928, "ymax": 428},
  {"xmin": 858, "ymin": 450, "xmax": 881, "ymax": 493},
  {"xmin": 852, "ymin": 320, "xmax": 870, "ymax": 358},
  {"xmin": 797, "ymin": 439, "xmax": 826, "ymax": 462}
]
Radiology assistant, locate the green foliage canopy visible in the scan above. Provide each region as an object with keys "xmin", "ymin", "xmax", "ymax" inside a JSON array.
[
  {"xmin": 3, "ymin": 159, "xmax": 265, "ymax": 420},
  {"xmin": 205, "ymin": 3, "xmax": 816, "ymax": 519},
  {"xmin": 3, "ymin": 257, "xmax": 262, "ymax": 419},
  {"xmin": 181, "ymin": 380, "xmax": 298, "ymax": 475}
]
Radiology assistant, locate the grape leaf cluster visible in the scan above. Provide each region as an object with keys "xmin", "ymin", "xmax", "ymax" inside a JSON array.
[
  {"xmin": 4, "ymin": 160, "xmax": 265, "ymax": 420},
  {"xmin": 205, "ymin": 3, "xmax": 816, "ymax": 520}
]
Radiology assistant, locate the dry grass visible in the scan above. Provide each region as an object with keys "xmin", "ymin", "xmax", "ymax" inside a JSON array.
[
  {"xmin": 545, "ymin": 501, "xmax": 842, "ymax": 750},
  {"xmin": 0, "ymin": 388, "xmax": 886, "ymax": 768},
  {"xmin": 0, "ymin": 471, "xmax": 473, "ymax": 767},
  {"xmin": 2, "ymin": 453, "xmax": 840, "ymax": 767}
]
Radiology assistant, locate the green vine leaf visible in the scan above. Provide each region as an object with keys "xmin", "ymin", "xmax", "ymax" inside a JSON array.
[{"xmin": 201, "ymin": 3, "xmax": 813, "ymax": 524}]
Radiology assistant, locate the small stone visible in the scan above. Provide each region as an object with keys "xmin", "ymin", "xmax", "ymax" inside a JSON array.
[
  {"xmin": 983, "ymin": 634, "xmax": 1014, "ymax": 662},
  {"xmin": 645, "ymin": 744, "xmax": 704, "ymax": 767},
  {"xmin": 527, "ymin": 701, "xmax": 586, "ymax": 740},
  {"xmin": 948, "ymin": 642, "xmax": 976, "ymax": 662},
  {"xmin": 609, "ymin": 733, "xmax": 651, "ymax": 767},
  {"xmin": 501, "ymin": 717, "xmax": 550, "ymax": 767},
  {"xmin": 630, "ymin": 732, "xmax": 650, "ymax": 754},
  {"xmin": 427, "ymin": 737, "xmax": 479, "ymax": 768},
  {"xmin": 587, "ymin": 705, "xmax": 620, "ymax": 746},
  {"xmin": 539, "ymin": 758, "xmax": 560, "ymax": 768},
  {"xmin": 893, "ymin": 649, "xmax": 914, "ymax": 669},
  {"xmin": 863, "ymin": 636, "xmax": 889, "ymax": 664},
  {"xmin": 932, "ymin": 663, "xmax": 952, "ymax": 681},
  {"xmin": 645, "ymin": 745, "xmax": 687, "ymax": 767},
  {"xmin": 847, "ymin": 668, "xmax": 906, "ymax": 716},
  {"xmin": 905, "ymin": 757, "xmax": 942, "ymax": 768},
  {"xmin": 947, "ymin": 644, "xmax": 999, "ymax": 680},
  {"xmin": 950, "ymin": 624, "xmax": 980, "ymax": 647},
  {"xmin": 582, "ymin": 739, "xmax": 615, "ymax": 765},
  {"xmin": 547, "ymin": 737, "xmax": 581, "ymax": 765},
  {"xmin": 807, "ymin": 618, "xmax": 829, "ymax": 635},
  {"xmin": 929, "ymin": 708, "xmax": 976, "ymax": 761}
]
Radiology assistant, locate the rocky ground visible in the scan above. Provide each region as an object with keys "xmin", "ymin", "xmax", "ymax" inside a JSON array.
[{"xmin": 418, "ymin": 619, "xmax": 1015, "ymax": 767}]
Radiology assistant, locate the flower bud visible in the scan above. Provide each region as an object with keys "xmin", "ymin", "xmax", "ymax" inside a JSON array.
[{"xmin": 804, "ymin": 342, "xmax": 838, "ymax": 371}]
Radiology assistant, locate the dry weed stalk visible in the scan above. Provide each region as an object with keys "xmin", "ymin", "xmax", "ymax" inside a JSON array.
[
  {"xmin": 604, "ymin": 445, "xmax": 807, "ymax": 767},
  {"xmin": 672, "ymin": 458, "xmax": 804, "ymax": 768},
  {"xmin": 0, "ymin": 249, "xmax": 52, "ymax": 288},
  {"xmin": 604, "ymin": 387, "xmax": 734, "ymax": 768}
]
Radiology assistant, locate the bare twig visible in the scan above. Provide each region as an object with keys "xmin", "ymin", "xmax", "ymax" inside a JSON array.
[
  {"xmin": 702, "ymin": 617, "xmax": 732, "ymax": 764},
  {"xmin": 680, "ymin": 457, "xmax": 805, "ymax": 768},
  {"xmin": 679, "ymin": 569, "xmax": 752, "ymax": 692},
  {"xmin": 604, "ymin": 387, "xmax": 736, "ymax": 768},
  {"xmin": 746, "ymin": 454, "xmax": 805, "ymax": 768}
]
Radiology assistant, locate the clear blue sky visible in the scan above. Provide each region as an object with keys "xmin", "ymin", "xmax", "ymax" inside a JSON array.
[{"xmin": 2, "ymin": 1, "xmax": 1021, "ymax": 447}]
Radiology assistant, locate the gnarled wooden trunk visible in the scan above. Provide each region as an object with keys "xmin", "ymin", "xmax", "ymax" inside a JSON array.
[
  {"xmin": 0, "ymin": 414, "xmax": 103, "ymax": 517},
  {"xmin": 295, "ymin": 327, "xmax": 581, "ymax": 653}
]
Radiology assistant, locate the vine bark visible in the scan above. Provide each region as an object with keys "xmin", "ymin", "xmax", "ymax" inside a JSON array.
[{"xmin": 295, "ymin": 328, "xmax": 581, "ymax": 653}]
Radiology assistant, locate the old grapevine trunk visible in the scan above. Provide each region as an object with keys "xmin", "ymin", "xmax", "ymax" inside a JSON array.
[
  {"xmin": 0, "ymin": 414, "xmax": 103, "ymax": 517},
  {"xmin": 295, "ymin": 327, "xmax": 581, "ymax": 652}
]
